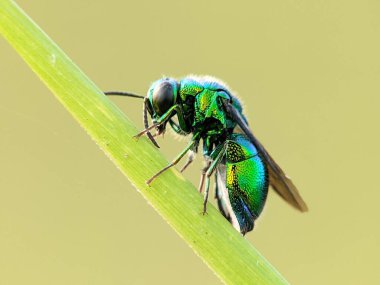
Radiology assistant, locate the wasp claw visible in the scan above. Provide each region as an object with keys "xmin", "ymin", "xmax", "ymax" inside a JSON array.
[
  {"xmin": 202, "ymin": 204, "xmax": 208, "ymax": 215},
  {"xmin": 146, "ymin": 176, "xmax": 156, "ymax": 185}
]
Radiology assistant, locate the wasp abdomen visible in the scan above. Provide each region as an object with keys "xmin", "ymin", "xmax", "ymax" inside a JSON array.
[{"xmin": 224, "ymin": 133, "xmax": 269, "ymax": 232}]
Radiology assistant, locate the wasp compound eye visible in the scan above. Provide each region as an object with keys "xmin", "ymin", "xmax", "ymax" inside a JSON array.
[{"xmin": 152, "ymin": 80, "xmax": 176, "ymax": 116}]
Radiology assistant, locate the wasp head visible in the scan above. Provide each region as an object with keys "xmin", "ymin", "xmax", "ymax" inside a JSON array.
[{"xmin": 145, "ymin": 78, "xmax": 179, "ymax": 135}]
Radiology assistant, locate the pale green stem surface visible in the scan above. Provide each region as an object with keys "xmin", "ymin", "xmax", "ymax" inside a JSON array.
[{"xmin": 0, "ymin": 1, "xmax": 289, "ymax": 284}]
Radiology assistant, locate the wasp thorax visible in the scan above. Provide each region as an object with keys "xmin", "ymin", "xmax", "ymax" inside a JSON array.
[{"xmin": 151, "ymin": 79, "xmax": 177, "ymax": 116}]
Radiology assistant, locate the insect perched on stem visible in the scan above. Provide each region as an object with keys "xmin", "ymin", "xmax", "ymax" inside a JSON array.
[{"xmin": 106, "ymin": 75, "xmax": 307, "ymax": 234}]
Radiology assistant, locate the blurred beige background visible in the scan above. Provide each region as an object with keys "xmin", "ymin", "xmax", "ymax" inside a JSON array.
[{"xmin": 1, "ymin": 1, "xmax": 379, "ymax": 284}]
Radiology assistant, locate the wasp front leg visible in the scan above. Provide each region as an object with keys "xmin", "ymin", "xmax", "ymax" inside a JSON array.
[{"xmin": 134, "ymin": 104, "xmax": 179, "ymax": 142}]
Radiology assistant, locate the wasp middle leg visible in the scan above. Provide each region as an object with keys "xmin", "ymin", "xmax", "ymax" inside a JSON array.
[{"xmin": 146, "ymin": 134, "xmax": 200, "ymax": 185}]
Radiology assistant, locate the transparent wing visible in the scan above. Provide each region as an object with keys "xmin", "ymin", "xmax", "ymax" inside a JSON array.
[{"xmin": 223, "ymin": 101, "xmax": 308, "ymax": 212}]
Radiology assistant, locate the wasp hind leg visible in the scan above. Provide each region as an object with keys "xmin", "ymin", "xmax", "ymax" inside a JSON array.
[{"xmin": 202, "ymin": 144, "xmax": 227, "ymax": 215}]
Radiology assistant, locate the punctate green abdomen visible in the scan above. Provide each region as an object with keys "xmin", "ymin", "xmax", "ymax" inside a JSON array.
[
  {"xmin": 224, "ymin": 133, "xmax": 269, "ymax": 231},
  {"xmin": 226, "ymin": 156, "xmax": 268, "ymax": 218}
]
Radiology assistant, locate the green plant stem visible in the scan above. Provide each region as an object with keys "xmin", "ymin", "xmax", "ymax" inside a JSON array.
[{"xmin": 0, "ymin": 1, "xmax": 289, "ymax": 284}]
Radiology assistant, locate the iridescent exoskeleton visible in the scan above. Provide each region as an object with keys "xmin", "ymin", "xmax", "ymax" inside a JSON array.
[{"xmin": 106, "ymin": 75, "xmax": 307, "ymax": 234}]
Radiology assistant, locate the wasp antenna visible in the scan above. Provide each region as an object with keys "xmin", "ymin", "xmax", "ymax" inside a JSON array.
[{"xmin": 104, "ymin": 91, "xmax": 145, "ymax": 99}]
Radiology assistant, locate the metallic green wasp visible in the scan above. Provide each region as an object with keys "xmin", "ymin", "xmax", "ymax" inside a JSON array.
[{"xmin": 106, "ymin": 75, "xmax": 307, "ymax": 234}]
